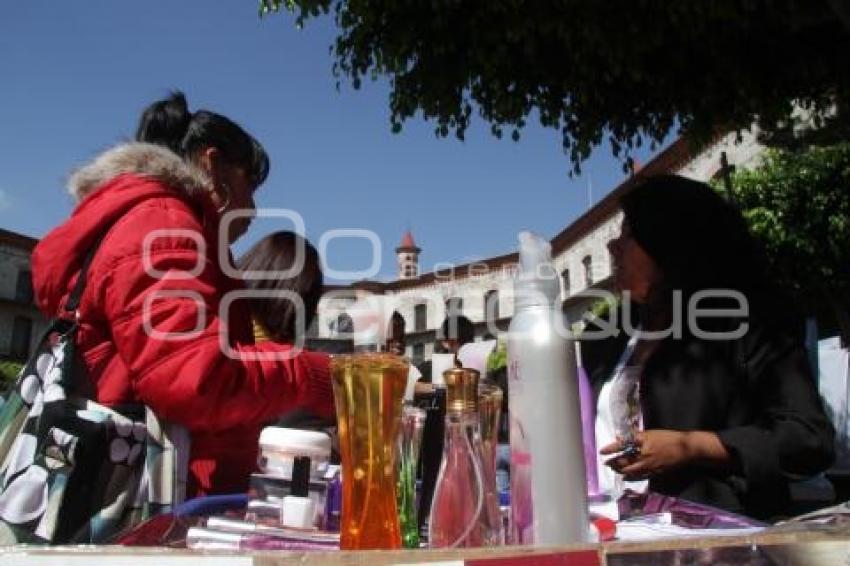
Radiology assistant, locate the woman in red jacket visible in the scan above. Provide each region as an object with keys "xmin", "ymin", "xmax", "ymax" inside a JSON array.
[{"xmin": 30, "ymin": 92, "xmax": 334, "ymax": 497}]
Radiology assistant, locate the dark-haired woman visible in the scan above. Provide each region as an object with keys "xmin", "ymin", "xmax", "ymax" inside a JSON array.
[
  {"xmin": 236, "ymin": 231, "xmax": 324, "ymax": 344},
  {"xmin": 31, "ymin": 92, "xmax": 334, "ymax": 497},
  {"xmin": 583, "ymin": 175, "xmax": 834, "ymax": 520},
  {"xmin": 237, "ymin": 231, "xmax": 337, "ymax": 434}
]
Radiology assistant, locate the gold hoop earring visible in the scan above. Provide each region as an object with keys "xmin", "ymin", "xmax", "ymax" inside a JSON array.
[{"xmin": 215, "ymin": 182, "xmax": 232, "ymax": 214}]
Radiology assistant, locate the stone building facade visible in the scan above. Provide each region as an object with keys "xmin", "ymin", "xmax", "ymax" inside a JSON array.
[
  {"xmin": 0, "ymin": 131, "xmax": 764, "ymax": 366},
  {"xmin": 0, "ymin": 229, "xmax": 48, "ymax": 361},
  {"xmin": 315, "ymin": 131, "xmax": 765, "ymax": 364}
]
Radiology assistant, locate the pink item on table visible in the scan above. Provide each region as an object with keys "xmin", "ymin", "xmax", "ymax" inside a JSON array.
[{"xmin": 577, "ymin": 365, "xmax": 601, "ymax": 499}]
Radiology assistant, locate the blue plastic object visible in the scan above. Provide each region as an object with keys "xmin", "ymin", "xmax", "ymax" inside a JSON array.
[
  {"xmin": 499, "ymin": 490, "xmax": 511, "ymax": 507},
  {"xmin": 173, "ymin": 493, "xmax": 250, "ymax": 517}
]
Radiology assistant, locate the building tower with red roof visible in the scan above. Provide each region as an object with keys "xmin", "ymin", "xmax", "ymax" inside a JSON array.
[{"xmin": 396, "ymin": 230, "xmax": 421, "ymax": 280}]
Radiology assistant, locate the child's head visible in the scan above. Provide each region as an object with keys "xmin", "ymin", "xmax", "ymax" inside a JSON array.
[{"xmin": 237, "ymin": 231, "xmax": 323, "ymax": 342}]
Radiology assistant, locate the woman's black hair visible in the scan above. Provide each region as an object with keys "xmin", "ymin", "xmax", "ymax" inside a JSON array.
[
  {"xmin": 236, "ymin": 231, "xmax": 324, "ymax": 343},
  {"xmin": 620, "ymin": 174, "xmax": 790, "ymax": 326},
  {"xmin": 136, "ymin": 91, "xmax": 270, "ymax": 187},
  {"xmin": 437, "ymin": 314, "xmax": 475, "ymax": 346}
]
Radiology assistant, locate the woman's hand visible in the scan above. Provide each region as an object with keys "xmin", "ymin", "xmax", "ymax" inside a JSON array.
[{"xmin": 600, "ymin": 430, "xmax": 731, "ymax": 481}]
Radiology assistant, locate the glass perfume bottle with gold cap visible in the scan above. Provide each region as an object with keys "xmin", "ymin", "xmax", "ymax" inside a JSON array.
[{"xmin": 428, "ymin": 367, "xmax": 500, "ymax": 548}]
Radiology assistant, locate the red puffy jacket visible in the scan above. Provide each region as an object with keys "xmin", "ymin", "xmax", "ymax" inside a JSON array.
[{"xmin": 31, "ymin": 143, "xmax": 334, "ymax": 497}]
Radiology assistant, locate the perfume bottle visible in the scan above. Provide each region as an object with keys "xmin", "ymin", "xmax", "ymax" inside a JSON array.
[
  {"xmin": 478, "ymin": 380, "xmax": 505, "ymax": 545},
  {"xmin": 429, "ymin": 367, "xmax": 499, "ymax": 548},
  {"xmin": 415, "ymin": 382, "xmax": 446, "ymax": 540},
  {"xmin": 397, "ymin": 404, "xmax": 426, "ymax": 548}
]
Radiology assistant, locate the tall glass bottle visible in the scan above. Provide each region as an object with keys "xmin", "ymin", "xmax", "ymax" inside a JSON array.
[
  {"xmin": 478, "ymin": 380, "xmax": 504, "ymax": 544},
  {"xmin": 415, "ymin": 383, "xmax": 445, "ymax": 540},
  {"xmin": 429, "ymin": 368, "xmax": 500, "ymax": 548},
  {"xmin": 397, "ymin": 404, "xmax": 426, "ymax": 548},
  {"xmin": 331, "ymin": 352, "xmax": 408, "ymax": 550}
]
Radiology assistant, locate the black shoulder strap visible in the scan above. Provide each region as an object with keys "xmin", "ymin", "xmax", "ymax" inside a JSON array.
[{"xmin": 64, "ymin": 237, "xmax": 105, "ymax": 315}]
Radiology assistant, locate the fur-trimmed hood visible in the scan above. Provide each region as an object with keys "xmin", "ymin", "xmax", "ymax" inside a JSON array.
[
  {"xmin": 34, "ymin": 142, "xmax": 218, "ymax": 317},
  {"xmin": 68, "ymin": 142, "xmax": 211, "ymax": 203}
]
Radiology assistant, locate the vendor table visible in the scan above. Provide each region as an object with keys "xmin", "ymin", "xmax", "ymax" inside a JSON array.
[{"xmin": 2, "ymin": 522, "xmax": 849, "ymax": 565}]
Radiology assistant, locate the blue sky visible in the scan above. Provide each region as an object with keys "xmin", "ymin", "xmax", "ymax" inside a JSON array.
[{"xmin": 0, "ymin": 1, "xmax": 673, "ymax": 282}]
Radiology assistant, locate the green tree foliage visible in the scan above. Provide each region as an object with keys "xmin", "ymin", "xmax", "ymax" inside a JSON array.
[
  {"xmin": 259, "ymin": 1, "xmax": 850, "ymax": 173},
  {"xmin": 724, "ymin": 144, "xmax": 850, "ymax": 343}
]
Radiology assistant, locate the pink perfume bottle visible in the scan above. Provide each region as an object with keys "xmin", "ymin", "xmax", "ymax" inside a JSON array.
[{"xmin": 429, "ymin": 368, "xmax": 500, "ymax": 548}]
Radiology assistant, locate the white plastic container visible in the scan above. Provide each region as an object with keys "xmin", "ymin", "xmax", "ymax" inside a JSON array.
[
  {"xmin": 506, "ymin": 231, "xmax": 589, "ymax": 545},
  {"xmin": 258, "ymin": 427, "xmax": 332, "ymax": 480}
]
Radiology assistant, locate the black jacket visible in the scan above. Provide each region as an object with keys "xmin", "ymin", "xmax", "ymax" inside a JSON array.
[{"xmin": 581, "ymin": 315, "xmax": 835, "ymax": 520}]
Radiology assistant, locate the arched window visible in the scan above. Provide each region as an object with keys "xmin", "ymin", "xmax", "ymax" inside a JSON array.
[
  {"xmin": 387, "ymin": 312, "xmax": 406, "ymax": 342},
  {"xmin": 15, "ymin": 270, "xmax": 33, "ymax": 304},
  {"xmin": 485, "ymin": 290, "xmax": 499, "ymax": 322},
  {"xmin": 582, "ymin": 255, "xmax": 593, "ymax": 287},
  {"xmin": 414, "ymin": 303, "xmax": 428, "ymax": 332},
  {"xmin": 561, "ymin": 268, "xmax": 571, "ymax": 297}
]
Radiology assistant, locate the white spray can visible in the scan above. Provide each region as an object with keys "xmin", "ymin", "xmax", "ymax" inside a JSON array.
[{"xmin": 507, "ymin": 231, "xmax": 589, "ymax": 545}]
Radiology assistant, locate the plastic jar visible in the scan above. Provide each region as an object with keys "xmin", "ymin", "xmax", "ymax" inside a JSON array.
[{"xmin": 258, "ymin": 427, "xmax": 332, "ymax": 480}]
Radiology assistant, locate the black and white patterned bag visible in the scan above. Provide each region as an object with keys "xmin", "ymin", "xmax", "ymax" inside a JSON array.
[{"xmin": 0, "ymin": 245, "xmax": 188, "ymax": 544}]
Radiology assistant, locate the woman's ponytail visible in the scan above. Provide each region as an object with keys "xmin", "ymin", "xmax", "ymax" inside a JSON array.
[
  {"xmin": 136, "ymin": 90, "xmax": 269, "ymax": 188},
  {"xmin": 135, "ymin": 91, "xmax": 192, "ymax": 156}
]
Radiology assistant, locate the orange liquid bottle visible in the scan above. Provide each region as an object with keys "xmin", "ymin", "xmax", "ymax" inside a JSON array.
[{"xmin": 331, "ymin": 352, "xmax": 408, "ymax": 550}]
